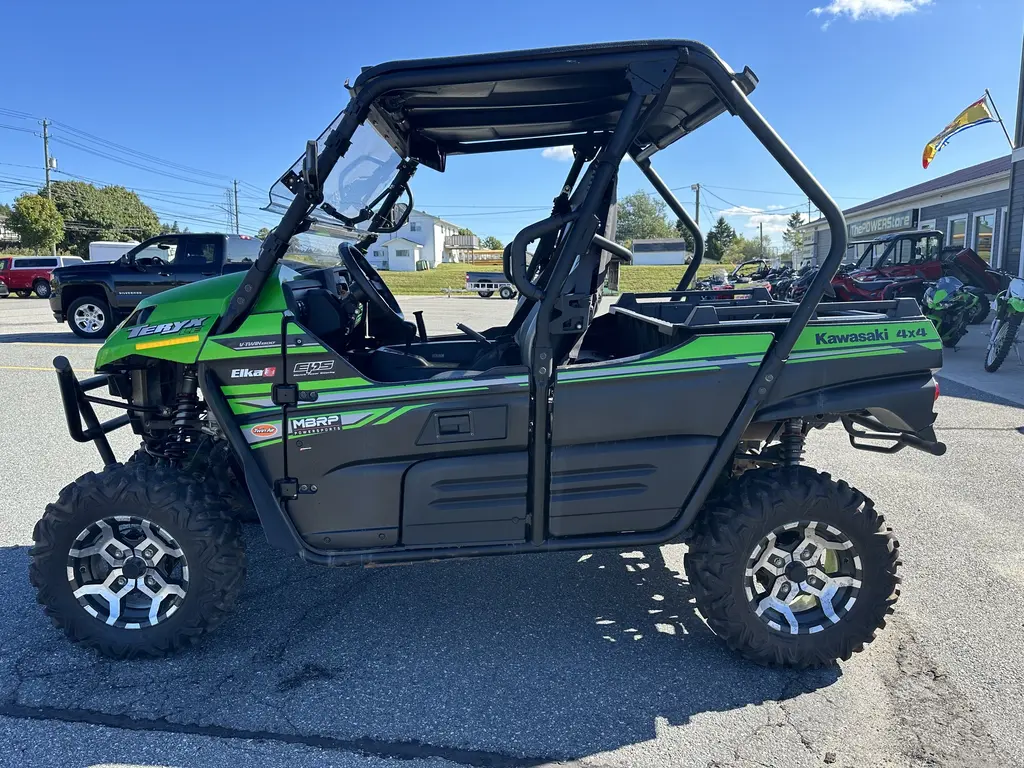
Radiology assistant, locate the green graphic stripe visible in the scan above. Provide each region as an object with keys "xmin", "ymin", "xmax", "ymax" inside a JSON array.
[
  {"xmin": 372, "ymin": 403, "xmax": 432, "ymax": 425},
  {"xmin": 645, "ymin": 333, "xmax": 773, "ymax": 363},
  {"xmin": 787, "ymin": 347, "xmax": 906, "ymax": 365},
  {"xmin": 563, "ymin": 364, "xmax": 721, "ymax": 383}
]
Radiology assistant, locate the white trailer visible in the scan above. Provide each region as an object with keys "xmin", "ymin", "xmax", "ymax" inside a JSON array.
[{"xmin": 88, "ymin": 241, "xmax": 139, "ymax": 263}]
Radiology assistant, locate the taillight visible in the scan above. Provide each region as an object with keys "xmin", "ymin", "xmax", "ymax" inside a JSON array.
[{"xmin": 934, "ymin": 380, "xmax": 940, "ymax": 401}]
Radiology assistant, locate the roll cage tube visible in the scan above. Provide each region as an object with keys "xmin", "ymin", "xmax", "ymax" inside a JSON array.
[
  {"xmin": 635, "ymin": 158, "xmax": 704, "ymax": 294},
  {"xmin": 218, "ymin": 49, "xmax": 679, "ymax": 334}
]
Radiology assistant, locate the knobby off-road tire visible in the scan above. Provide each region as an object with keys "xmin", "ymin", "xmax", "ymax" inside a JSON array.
[
  {"xmin": 30, "ymin": 462, "xmax": 246, "ymax": 658},
  {"xmin": 984, "ymin": 314, "xmax": 1022, "ymax": 372},
  {"xmin": 686, "ymin": 467, "xmax": 900, "ymax": 668},
  {"xmin": 129, "ymin": 448, "xmax": 258, "ymax": 523}
]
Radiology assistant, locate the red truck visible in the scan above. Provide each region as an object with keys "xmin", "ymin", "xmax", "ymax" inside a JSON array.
[{"xmin": 0, "ymin": 255, "xmax": 85, "ymax": 299}]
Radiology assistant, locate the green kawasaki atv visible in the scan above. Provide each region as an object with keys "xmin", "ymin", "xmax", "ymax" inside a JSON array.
[{"xmin": 32, "ymin": 40, "xmax": 947, "ymax": 667}]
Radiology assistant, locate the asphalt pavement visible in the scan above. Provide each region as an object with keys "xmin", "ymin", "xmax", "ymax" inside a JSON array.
[{"xmin": 1, "ymin": 296, "xmax": 1023, "ymax": 768}]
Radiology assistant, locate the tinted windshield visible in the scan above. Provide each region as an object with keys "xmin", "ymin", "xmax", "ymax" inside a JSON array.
[{"xmin": 267, "ymin": 121, "xmax": 401, "ymax": 234}]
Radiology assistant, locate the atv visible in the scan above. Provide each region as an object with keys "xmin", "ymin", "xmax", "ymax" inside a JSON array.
[{"xmin": 33, "ymin": 40, "xmax": 947, "ymax": 667}]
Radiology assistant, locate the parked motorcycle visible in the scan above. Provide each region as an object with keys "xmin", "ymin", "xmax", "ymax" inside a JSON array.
[
  {"xmin": 983, "ymin": 276, "xmax": 1024, "ymax": 372},
  {"xmin": 923, "ymin": 276, "xmax": 979, "ymax": 348}
]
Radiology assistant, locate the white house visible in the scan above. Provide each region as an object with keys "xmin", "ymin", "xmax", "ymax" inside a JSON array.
[
  {"xmin": 631, "ymin": 238, "xmax": 690, "ymax": 265},
  {"xmin": 366, "ymin": 210, "xmax": 463, "ymax": 270},
  {"xmin": 367, "ymin": 237, "xmax": 423, "ymax": 272}
]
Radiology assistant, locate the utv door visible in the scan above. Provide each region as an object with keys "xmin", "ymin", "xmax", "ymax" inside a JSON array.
[{"xmin": 280, "ymin": 320, "xmax": 532, "ymax": 552}]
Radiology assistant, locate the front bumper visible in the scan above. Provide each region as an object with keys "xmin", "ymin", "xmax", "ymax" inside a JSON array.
[
  {"xmin": 53, "ymin": 356, "xmax": 130, "ymax": 466},
  {"xmin": 49, "ymin": 290, "xmax": 63, "ymax": 322}
]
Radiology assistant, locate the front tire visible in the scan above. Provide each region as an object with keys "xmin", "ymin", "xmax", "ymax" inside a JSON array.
[
  {"xmin": 984, "ymin": 314, "xmax": 1022, "ymax": 372},
  {"xmin": 686, "ymin": 467, "xmax": 899, "ymax": 668},
  {"xmin": 499, "ymin": 286, "xmax": 516, "ymax": 300},
  {"xmin": 33, "ymin": 279, "xmax": 52, "ymax": 299},
  {"xmin": 969, "ymin": 293, "xmax": 991, "ymax": 325},
  {"xmin": 30, "ymin": 463, "xmax": 246, "ymax": 658},
  {"xmin": 67, "ymin": 296, "xmax": 114, "ymax": 339},
  {"xmin": 15, "ymin": 289, "xmax": 32, "ymax": 299}
]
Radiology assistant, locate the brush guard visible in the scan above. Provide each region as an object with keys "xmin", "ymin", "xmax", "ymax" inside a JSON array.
[
  {"xmin": 53, "ymin": 356, "xmax": 135, "ymax": 466},
  {"xmin": 841, "ymin": 413, "xmax": 946, "ymax": 457}
]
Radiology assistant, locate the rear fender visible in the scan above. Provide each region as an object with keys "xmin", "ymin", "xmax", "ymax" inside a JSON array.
[{"xmin": 754, "ymin": 373, "xmax": 938, "ymax": 434}]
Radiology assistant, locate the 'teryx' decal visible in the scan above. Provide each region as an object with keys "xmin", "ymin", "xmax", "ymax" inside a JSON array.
[{"xmin": 128, "ymin": 317, "xmax": 208, "ymax": 339}]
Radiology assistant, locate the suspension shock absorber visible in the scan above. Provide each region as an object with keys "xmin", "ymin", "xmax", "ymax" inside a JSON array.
[
  {"xmin": 166, "ymin": 369, "xmax": 200, "ymax": 461},
  {"xmin": 781, "ymin": 418, "xmax": 805, "ymax": 466}
]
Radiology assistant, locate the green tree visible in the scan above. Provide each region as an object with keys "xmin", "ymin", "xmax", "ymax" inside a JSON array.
[
  {"xmin": 614, "ymin": 191, "xmax": 676, "ymax": 247},
  {"xmin": 256, "ymin": 227, "xmax": 271, "ymax": 240},
  {"xmin": 160, "ymin": 221, "xmax": 182, "ymax": 235},
  {"xmin": 7, "ymin": 194, "xmax": 64, "ymax": 251},
  {"xmin": 0, "ymin": 203, "xmax": 11, "ymax": 220},
  {"xmin": 673, "ymin": 219, "xmax": 696, "ymax": 252},
  {"xmin": 45, "ymin": 180, "xmax": 161, "ymax": 256},
  {"xmin": 724, "ymin": 232, "xmax": 776, "ymax": 264},
  {"xmin": 457, "ymin": 226, "xmax": 474, "ymax": 236},
  {"xmin": 782, "ymin": 212, "xmax": 804, "ymax": 254},
  {"xmin": 705, "ymin": 217, "xmax": 736, "ymax": 262},
  {"xmin": 480, "ymin": 235, "xmax": 503, "ymax": 250}
]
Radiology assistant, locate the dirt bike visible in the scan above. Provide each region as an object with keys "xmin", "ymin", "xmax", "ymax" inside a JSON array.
[
  {"xmin": 984, "ymin": 277, "xmax": 1024, "ymax": 372},
  {"xmin": 923, "ymin": 276, "xmax": 978, "ymax": 348}
]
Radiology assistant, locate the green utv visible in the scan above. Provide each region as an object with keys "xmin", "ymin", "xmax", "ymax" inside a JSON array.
[{"xmin": 32, "ymin": 41, "xmax": 947, "ymax": 667}]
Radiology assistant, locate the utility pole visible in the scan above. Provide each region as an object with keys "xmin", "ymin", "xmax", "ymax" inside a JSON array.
[
  {"xmin": 691, "ymin": 183, "xmax": 700, "ymax": 227},
  {"xmin": 232, "ymin": 180, "xmax": 240, "ymax": 235},
  {"xmin": 42, "ymin": 119, "xmax": 56, "ymax": 256},
  {"xmin": 807, "ymin": 198, "xmax": 812, "ymax": 223},
  {"xmin": 759, "ymin": 221, "xmax": 764, "ymax": 257}
]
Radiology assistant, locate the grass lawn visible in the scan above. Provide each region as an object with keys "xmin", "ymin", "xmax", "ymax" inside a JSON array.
[{"xmin": 380, "ymin": 263, "xmax": 724, "ymax": 295}]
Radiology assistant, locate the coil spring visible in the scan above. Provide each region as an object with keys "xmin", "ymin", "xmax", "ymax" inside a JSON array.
[
  {"xmin": 781, "ymin": 418, "xmax": 805, "ymax": 466},
  {"xmin": 165, "ymin": 370, "xmax": 200, "ymax": 461}
]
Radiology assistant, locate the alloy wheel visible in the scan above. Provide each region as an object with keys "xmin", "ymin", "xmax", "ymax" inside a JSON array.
[
  {"xmin": 67, "ymin": 516, "xmax": 189, "ymax": 629},
  {"xmin": 745, "ymin": 520, "xmax": 862, "ymax": 635},
  {"xmin": 73, "ymin": 303, "xmax": 106, "ymax": 334}
]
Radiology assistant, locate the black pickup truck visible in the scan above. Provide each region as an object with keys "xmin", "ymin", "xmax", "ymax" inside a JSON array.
[{"xmin": 50, "ymin": 233, "xmax": 264, "ymax": 338}]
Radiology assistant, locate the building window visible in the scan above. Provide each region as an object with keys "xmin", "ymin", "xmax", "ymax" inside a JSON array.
[
  {"xmin": 409, "ymin": 221, "xmax": 421, "ymax": 233},
  {"xmin": 947, "ymin": 216, "xmax": 967, "ymax": 250},
  {"xmin": 919, "ymin": 219, "xmax": 936, "ymax": 231},
  {"xmin": 972, "ymin": 210, "xmax": 995, "ymax": 263}
]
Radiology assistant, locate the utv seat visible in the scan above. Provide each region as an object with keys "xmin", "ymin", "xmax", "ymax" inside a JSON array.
[{"xmin": 851, "ymin": 278, "xmax": 896, "ymax": 292}]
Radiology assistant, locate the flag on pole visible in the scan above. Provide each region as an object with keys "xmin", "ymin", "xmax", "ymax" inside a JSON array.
[{"xmin": 922, "ymin": 95, "xmax": 997, "ymax": 169}]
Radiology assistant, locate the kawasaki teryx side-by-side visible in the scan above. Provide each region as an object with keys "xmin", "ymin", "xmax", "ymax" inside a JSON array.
[{"xmin": 33, "ymin": 41, "xmax": 947, "ymax": 667}]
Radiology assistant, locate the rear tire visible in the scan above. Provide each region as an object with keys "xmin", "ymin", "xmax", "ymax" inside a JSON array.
[
  {"xmin": 686, "ymin": 467, "xmax": 899, "ymax": 668},
  {"xmin": 33, "ymin": 279, "xmax": 51, "ymax": 299},
  {"xmin": 499, "ymin": 286, "xmax": 515, "ymax": 300},
  {"xmin": 67, "ymin": 296, "xmax": 113, "ymax": 339},
  {"xmin": 30, "ymin": 462, "xmax": 246, "ymax": 658},
  {"xmin": 477, "ymin": 290, "xmax": 494, "ymax": 298},
  {"xmin": 969, "ymin": 293, "xmax": 991, "ymax": 325},
  {"xmin": 16, "ymin": 289, "xmax": 32, "ymax": 299},
  {"xmin": 984, "ymin": 314, "xmax": 1022, "ymax": 372}
]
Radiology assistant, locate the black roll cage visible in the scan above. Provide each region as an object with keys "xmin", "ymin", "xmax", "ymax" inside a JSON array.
[{"xmin": 202, "ymin": 43, "xmax": 850, "ymax": 563}]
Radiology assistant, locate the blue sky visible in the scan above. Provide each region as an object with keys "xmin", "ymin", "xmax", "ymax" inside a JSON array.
[{"xmin": 1, "ymin": 0, "xmax": 1021, "ymax": 245}]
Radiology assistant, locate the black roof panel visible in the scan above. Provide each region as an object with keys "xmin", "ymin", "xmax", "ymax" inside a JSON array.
[{"xmin": 350, "ymin": 40, "xmax": 755, "ymax": 156}]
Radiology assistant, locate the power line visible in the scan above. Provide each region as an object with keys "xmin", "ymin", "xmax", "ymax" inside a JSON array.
[{"xmin": 49, "ymin": 136, "xmax": 229, "ymax": 189}]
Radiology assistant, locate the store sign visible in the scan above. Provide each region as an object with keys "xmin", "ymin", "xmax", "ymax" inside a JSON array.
[{"xmin": 848, "ymin": 210, "xmax": 915, "ymax": 239}]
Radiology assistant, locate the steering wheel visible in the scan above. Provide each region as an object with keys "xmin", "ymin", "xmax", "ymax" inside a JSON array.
[{"xmin": 338, "ymin": 242, "xmax": 405, "ymax": 327}]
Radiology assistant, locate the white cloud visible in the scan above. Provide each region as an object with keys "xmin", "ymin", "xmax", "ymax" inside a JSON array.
[
  {"xmin": 811, "ymin": 0, "xmax": 929, "ymax": 27},
  {"xmin": 541, "ymin": 146, "xmax": 574, "ymax": 161},
  {"xmin": 717, "ymin": 205, "xmax": 793, "ymax": 235}
]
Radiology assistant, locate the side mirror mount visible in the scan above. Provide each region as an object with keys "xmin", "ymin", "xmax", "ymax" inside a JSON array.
[{"xmin": 303, "ymin": 139, "xmax": 320, "ymax": 195}]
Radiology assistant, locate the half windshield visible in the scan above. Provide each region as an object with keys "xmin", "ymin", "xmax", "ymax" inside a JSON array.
[{"xmin": 266, "ymin": 119, "xmax": 402, "ymax": 235}]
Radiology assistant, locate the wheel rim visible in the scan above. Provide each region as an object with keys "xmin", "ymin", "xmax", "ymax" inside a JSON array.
[
  {"xmin": 745, "ymin": 521, "xmax": 862, "ymax": 635},
  {"xmin": 36, "ymin": 283, "xmax": 50, "ymax": 297},
  {"xmin": 73, "ymin": 303, "xmax": 105, "ymax": 333},
  {"xmin": 67, "ymin": 516, "xmax": 189, "ymax": 629},
  {"xmin": 987, "ymin": 321, "xmax": 1008, "ymax": 365}
]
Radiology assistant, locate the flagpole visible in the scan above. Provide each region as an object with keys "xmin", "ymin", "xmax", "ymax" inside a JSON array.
[{"xmin": 985, "ymin": 88, "xmax": 1016, "ymax": 150}]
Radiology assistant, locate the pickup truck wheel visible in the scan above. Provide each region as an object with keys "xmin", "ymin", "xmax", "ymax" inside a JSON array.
[
  {"xmin": 33, "ymin": 279, "xmax": 52, "ymax": 299},
  {"xmin": 687, "ymin": 467, "xmax": 899, "ymax": 668},
  {"xmin": 16, "ymin": 289, "xmax": 32, "ymax": 299},
  {"xmin": 29, "ymin": 462, "xmax": 246, "ymax": 658},
  {"xmin": 68, "ymin": 297, "xmax": 113, "ymax": 339},
  {"xmin": 499, "ymin": 286, "xmax": 516, "ymax": 300},
  {"xmin": 477, "ymin": 290, "xmax": 494, "ymax": 298}
]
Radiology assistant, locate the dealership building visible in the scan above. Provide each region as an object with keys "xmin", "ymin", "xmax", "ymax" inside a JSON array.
[{"xmin": 798, "ymin": 154, "xmax": 1021, "ymax": 276}]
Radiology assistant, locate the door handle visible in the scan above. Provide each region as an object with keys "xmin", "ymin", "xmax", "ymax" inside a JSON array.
[{"xmin": 158, "ymin": 272, "xmax": 170, "ymax": 277}]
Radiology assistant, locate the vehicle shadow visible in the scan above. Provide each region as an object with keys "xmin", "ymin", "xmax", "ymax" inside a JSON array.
[
  {"xmin": 0, "ymin": 331, "xmax": 94, "ymax": 345},
  {"xmin": 0, "ymin": 533, "xmax": 841, "ymax": 761}
]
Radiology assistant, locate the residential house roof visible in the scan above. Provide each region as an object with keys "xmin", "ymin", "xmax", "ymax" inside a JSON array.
[{"xmin": 632, "ymin": 238, "xmax": 690, "ymax": 252}]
